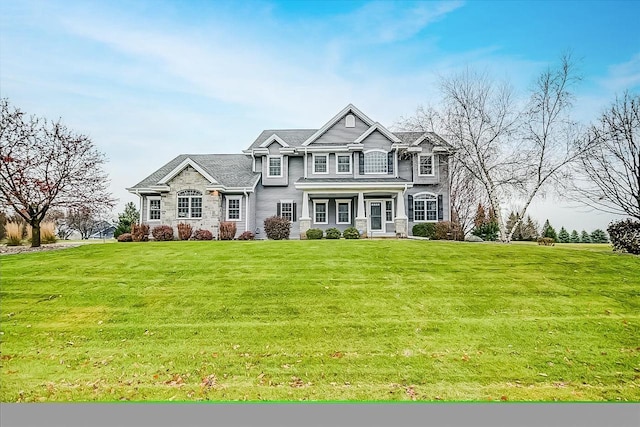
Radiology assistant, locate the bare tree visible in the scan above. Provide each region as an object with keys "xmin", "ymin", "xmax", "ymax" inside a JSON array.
[
  {"xmin": 67, "ymin": 206, "xmax": 103, "ymax": 239},
  {"xmin": 0, "ymin": 99, "xmax": 115, "ymax": 247},
  {"xmin": 569, "ymin": 91, "xmax": 639, "ymax": 220}
]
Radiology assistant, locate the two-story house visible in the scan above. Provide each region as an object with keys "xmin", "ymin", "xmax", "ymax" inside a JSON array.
[{"xmin": 127, "ymin": 104, "xmax": 454, "ymax": 239}]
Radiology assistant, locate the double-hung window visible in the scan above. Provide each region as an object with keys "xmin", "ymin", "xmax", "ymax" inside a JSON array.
[
  {"xmin": 268, "ymin": 156, "xmax": 282, "ymax": 177},
  {"xmin": 148, "ymin": 197, "xmax": 161, "ymax": 221},
  {"xmin": 336, "ymin": 154, "xmax": 352, "ymax": 174},
  {"xmin": 385, "ymin": 200, "xmax": 393, "ymax": 222},
  {"xmin": 314, "ymin": 154, "xmax": 328, "ymax": 174},
  {"xmin": 364, "ymin": 150, "xmax": 388, "ymax": 174},
  {"xmin": 280, "ymin": 201, "xmax": 293, "ymax": 222},
  {"xmin": 336, "ymin": 199, "xmax": 351, "ymax": 224},
  {"xmin": 226, "ymin": 196, "xmax": 241, "ymax": 221},
  {"xmin": 177, "ymin": 190, "xmax": 203, "ymax": 219},
  {"xmin": 413, "ymin": 193, "xmax": 437, "ymax": 222},
  {"xmin": 313, "ymin": 200, "xmax": 328, "ymax": 224},
  {"xmin": 419, "ymin": 154, "xmax": 434, "ymax": 176}
]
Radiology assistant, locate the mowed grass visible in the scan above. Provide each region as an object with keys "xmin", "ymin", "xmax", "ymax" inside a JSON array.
[{"xmin": 1, "ymin": 240, "xmax": 639, "ymax": 402}]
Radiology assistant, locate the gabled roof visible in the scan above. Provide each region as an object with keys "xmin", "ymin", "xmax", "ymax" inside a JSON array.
[
  {"xmin": 354, "ymin": 123, "xmax": 401, "ymax": 144},
  {"xmin": 247, "ymin": 129, "xmax": 316, "ymax": 150},
  {"xmin": 258, "ymin": 133, "xmax": 290, "ymax": 148},
  {"xmin": 128, "ymin": 154, "xmax": 260, "ymax": 192},
  {"xmin": 301, "ymin": 104, "xmax": 376, "ymax": 146},
  {"xmin": 394, "ymin": 131, "xmax": 455, "ymax": 150}
]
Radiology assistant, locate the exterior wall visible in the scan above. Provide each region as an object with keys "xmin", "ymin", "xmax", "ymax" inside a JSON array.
[
  {"xmin": 307, "ymin": 197, "xmax": 356, "ymax": 232},
  {"xmin": 221, "ymin": 194, "xmax": 248, "ymax": 237},
  {"xmin": 261, "ymin": 150, "xmax": 289, "ymax": 186},
  {"xmin": 313, "ymin": 114, "xmax": 370, "ymax": 145},
  {"xmin": 406, "ymin": 181, "xmax": 451, "ymax": 236},
  {"xmin": 412, "ymin": 153, "xmax": 441, "ymax": 185},
  {"xmin": 306, "ymin": 152, "xmax": 356, "ymax": 179},
  {"xmin": 398, "ymin": 157, "xmax": 413, "ymax": 181},
  {"xmin": 360, "ymin": 130, "xmax": 393, "ymax": 151},
  {"xmin": 255, "ymin": 156, "xmax": 305, "ymax": 239}
]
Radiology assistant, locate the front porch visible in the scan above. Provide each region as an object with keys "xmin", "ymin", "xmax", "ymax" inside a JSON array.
[{"xmin": 295, "ymin": 179, "xmax": 411, "ymax": 239}]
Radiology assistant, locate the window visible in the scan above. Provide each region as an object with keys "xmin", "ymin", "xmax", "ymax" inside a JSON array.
[
  {"xmin": 336, "ymin": 154, "xmax": 352, "ymax": 174},
  {"xmin": 313, "ymin": 200, "xmax": 328, "ymax": 224},
  {"xmin": 336, "ymin": 200, "xmax": 351, "ymax": 224},
  {"xmin": 419, "ymin": 154, "xmax": 434, "ymax": 176},
  {"xmin": 364, "ymin": 150, "xmax": 388, "ymax": 174},
  {"xmin": 280, "ymin": 201, "xmax": 293, "ymax": 221},
  {"xmin": 177, "ymin": 190, "xmax": 202, "ymax": 219},
  {"xmin": 314, "ymin": 154, "xmax": 328, "ymax": 174},
  {"xmin": 413, "ymin": 193, "xmax": 437, "ymax": 222},
  {"xmin": 385, "ymin": 200, "xmax": 393, "ymax": 222},
  {"xmin": 226, "ymin": 196, "xmax": 241, "ymax": 221},
  {"xmin": 148, "ymin": 197, "xmax": 161, "ymax": 221},
  {"xmin": 268, "ymin": 156, "xmax": 282, "ymax": 177}
]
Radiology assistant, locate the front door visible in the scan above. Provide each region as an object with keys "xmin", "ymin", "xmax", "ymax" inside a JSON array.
[{"xmin": 369, "ymin": 202, "xmax": 383, "ymax": 232}]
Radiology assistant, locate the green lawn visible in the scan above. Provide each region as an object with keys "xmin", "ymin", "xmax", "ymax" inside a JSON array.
[{"xmin": 1, "ymin": 240, "xmax": 639, "ymax": 402}]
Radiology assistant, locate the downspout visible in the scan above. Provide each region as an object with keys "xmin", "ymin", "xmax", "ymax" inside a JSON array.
[
  {"xmin": 244, "ymin": 189, "xmax": 249, "ymax": 232},
  {"xmin": 251, "ymin": 152, "xmax": 256, "ymax": 173}
]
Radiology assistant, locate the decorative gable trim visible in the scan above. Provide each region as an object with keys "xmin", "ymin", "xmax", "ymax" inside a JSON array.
[
  {"xmin": 158, "ymin": 157, "xmax": 219, "ymax": 185},
  {"xmin": 354, "ymin": 122, "xmax": 402, "ymax": 144},
  {"xmin": 259, "ymin": 133, "xmax": 290, "ymax": 148},
  {"xmin": 302, "ymin": 104, "xmax": 376, "ymax": 146}
]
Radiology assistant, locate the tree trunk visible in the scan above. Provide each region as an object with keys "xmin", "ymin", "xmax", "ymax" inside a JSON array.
[{"xmin": 30, "ymin": 220, "xmax": 41, "ymax": 248}]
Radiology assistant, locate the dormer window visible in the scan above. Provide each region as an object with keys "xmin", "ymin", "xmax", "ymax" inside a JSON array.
[
  {"xmin": 345, "ymin": 114, "xmax": 355, "ymax": 128},
  {"xmin": 267, "ymin": 155, "xmax": 283, "ymax": 177},
  {"xmin": 418, "ymin": 154, "xmax": 434, "ymax": 176}
]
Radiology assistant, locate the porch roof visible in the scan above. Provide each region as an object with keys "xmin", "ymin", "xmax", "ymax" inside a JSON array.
[{"xmin": 295, "ymin": 177, "xmax": 412, "ymax": 191}]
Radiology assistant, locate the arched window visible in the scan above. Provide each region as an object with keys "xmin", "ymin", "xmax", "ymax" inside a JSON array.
[
  {"xmin": 177, "ymin": 189, "xmax": 203, "ymax": 218},
  {"xmin": 345, "ymin": 114, "xmax": 356, "ymax": 128},
  {"xmin": 364, "ymin": 150, "xmax": 388, "ymax": 174},
  {"xmin": 413, "ymin": 192, "xmax": 437, "ymax": 222}
]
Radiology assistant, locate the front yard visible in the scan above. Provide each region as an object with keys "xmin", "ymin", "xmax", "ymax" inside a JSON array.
[{"xmin": 1, "ymin": 240, "xmax": 638, "ymax": 401}]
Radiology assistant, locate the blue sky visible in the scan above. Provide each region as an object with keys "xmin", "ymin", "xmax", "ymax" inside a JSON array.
[{"xmin": 2, "ymin": 0, "xmax": 639, "ymax": 231}]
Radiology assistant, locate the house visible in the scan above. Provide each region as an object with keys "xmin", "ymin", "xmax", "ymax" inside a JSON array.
[{"xmin": 127, "ymin": 104, "xmax": 454, "ymax": 239}]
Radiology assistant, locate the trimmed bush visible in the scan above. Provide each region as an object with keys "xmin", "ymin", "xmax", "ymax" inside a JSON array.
[
  {"xmin": 434, "ymin": 221, "xmax": 463, "ymax": 241},
  {"xmin": 264, "ymin": 216, "xmax": 291, "ymax": 240},
  {"xmin": 219, "ymin": 221, "xmax": 237, "ymax": 240},
  {"xmin": 131, "ymin": 224, "xmax": 149, "ymax": 242},
  {"xmin": 325, "ymin": 228, "xmax": 341, "ymax": 239},
  {"xmin": 117, "ymin": 233, "xmax": 133, "ymax": 242},
  {"xmin": 306, "ymin": 228, "xmax": 323, "ymax": 240},
  {"xmin": 412, "ymin": 223, "xmax": 436, "ymax": 239},
  {"xmin": 192, "ymin": 229, "xmax": 213, "ymax": 240},
  {"xmin": 151, "ymin": 225, "xmax": 174, "ymax": 241},
  {"xmin": 5, "ymin": 222, "xmax": 23, "ymax": 246},
  {"xmin": 177, "ymin": 223, "xmax": 192, "ymax": 240},
  {"xmin": 537, "ymin": 237, "xmax": 555, "ymax": 246},
  {"xmin": 343, "ymin": 227, "xmax": 360, "ymax": 239},
  {"xmin": 608, "ymin": 219, "xmax": 640, "ymax": 254},
  {"xmin": 237, "ymin": 231, "xmax": 255, "ymax": 240}
]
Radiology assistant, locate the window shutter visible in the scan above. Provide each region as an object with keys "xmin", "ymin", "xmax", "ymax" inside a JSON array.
[
  {"xmin": 408, "ymin": 195, "xmax": 414, "ymax": 222},
  {"xmin": 387, "ymin": 152, "xmax": 393, "ymax": 175},
  {"xmin": 437, "ymin": 195, "xmax": 444, "ymax": 221},
  {"xmin": 277, "ymin": 202, "xmax": 281, "ymax": 217},
  {"xmin": 359, "ymin": 152, "xmax": 365, "ymax": 174},
  {"xmin": 293, "ymin": 203, "xmax": 297, "ymax": 222}
]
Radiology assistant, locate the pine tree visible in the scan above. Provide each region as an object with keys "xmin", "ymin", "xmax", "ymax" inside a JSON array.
[
  {"xmin": 521, "ymin": 215, "xmax": 539, "ymax": 241},
  {"xmin": 557, "ymin": 227, "xmax": 570, "ymax": 243},
  {"xmin": 590, "ymin": 229, "xmax": 609, "ymax": 243},
  {"xmin": 580, "ymin": 230, "xmax": 591, "ymax": 243},
  {"xmin": 506, "ymin": 211, "xmax": 519, "ymax": 237},
  {"xmin": 541, "ymin": 219, "xmax": 558, "ymax": 241},
  {"xmin": 114, "ymin": 202, "xmax": 140, "ymax": 238},
  {"xmin": 570, "ymin": 230, "xmax": 580, "ymax": 243}
]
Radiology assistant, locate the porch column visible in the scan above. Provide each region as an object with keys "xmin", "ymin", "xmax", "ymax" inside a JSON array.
[
  {"xmin": 355, "ymin": 191, "xmax": 368, "ymax": 237},
  {"xmin": 299, "ymin": 191, "xmax": 311, "ymax": 239},
  {"xmin": 394, "ymin": 190, "xmax": 408, "ymax": 238}
]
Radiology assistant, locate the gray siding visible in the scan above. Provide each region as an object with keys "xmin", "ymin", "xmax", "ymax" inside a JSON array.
[
  {"xmin": 306, "ymin": 152, "xmax": 356, "ymax": 178},
  {"xmin": 406, "ymin": 182, "xmax": 451, "ymax": 236},
  {"xmin": 261, "ymin": 154, "xmax": 289, "ymax": 186},
  {"xmin": 313, "ymin": 114, "xmax": 370, "ymax": 144}
]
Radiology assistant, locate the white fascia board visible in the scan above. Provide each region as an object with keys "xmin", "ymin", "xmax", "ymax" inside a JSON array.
[
  {"xmin": 354, "ymin": 122, "xmax": 402, "ymax": 144},
  {"xmin": 347, "ymin": 143, "xmax": 364, "ymax": 151},
  {"xmin": 406, "ymin": 146, "xmax": 423, "ymax": 153},
  {"xmin": 149, "ymin": 185, "xmax": 171, "ymax": 192},
  {"xmin": 251, "ymin": 148, "xmax": 270, "ymax": 156},
  {"xmin": 259, "ymin": 134, "xmax": 290, "ymax": 148},
  {"xmin": 279, "ymin": 147, "xmax": 296, "ymax": 155},
  {"xmin": 299, "ymin": 146, "xmax": 350, "ymax": 153},
  {"xmin": 302, "ymin": 104, "xmax": 376, "ymax": 146},
  {"xmin": 158, "ymin": 157, "xmax": 219, "ymax": 185},
  {"xmin": 205, "ymin": 185, "xmax": 257, "ymax": 193},
  {"xmin": 295, "ymin": 181, "xmax": 413, "ymax": 191}
]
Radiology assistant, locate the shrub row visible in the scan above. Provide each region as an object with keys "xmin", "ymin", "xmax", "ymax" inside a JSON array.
[
  {"xmin": 304, "ymin": 227, "xmax": 360, "ymax": 240},
  {"xmin": 412, "ymin": 221, "xmax": 463, "ymax": 241}
]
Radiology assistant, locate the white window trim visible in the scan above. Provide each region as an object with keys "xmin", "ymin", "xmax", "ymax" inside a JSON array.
[
  {"xmin": 226, "ymin": 195, "xmax": 242, "ymax": 221},
  {"xmin": 418, "ymin": 153, "xmax": 435, "ymax": 177},
  {"xmin": 177, "ymin": 190, "xmax": 203, "ymax": 219},
  {"xmin": 413, "ymin": 192, "xmax": 437, "ymax": 223},
  {"xmin": 364, "ymin": 149, "xmax": 388, "ymax": 175},
  {"xmin": 267, "ymin": 155, "xmax": 283, "ymax": 178},
  {"xmin": 280, "ymin": 199, "xmax": 294, "ymax": 222},
  {"xmin": 313, "ymin": 199, "xmax": 329, "ymax": 225},
  {"xmin": 335, "ymin": 199, "xmax": 352, "ymax": 225},
  {"xmin": 313, "ymin": 154, "xmax": 329, "ymax": 175},
  {"xmin": 345, "ymin": 114, "xmax": 356, "ymax": 128},
  {"xmin": 147, "ymin": 196, "xmax": 161, "ymax": 221},
  {"xmin": 385, "ymin": 199, "xmax": 394, "ymax": 223},
  {"xmin": 336, "ymin": 154, "xmax": 352, "ymax": 174}
]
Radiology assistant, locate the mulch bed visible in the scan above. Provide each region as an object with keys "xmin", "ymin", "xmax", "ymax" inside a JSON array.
[{"xmin": 0, "ymin": 243, "xmax": 81, "ymax": 256}]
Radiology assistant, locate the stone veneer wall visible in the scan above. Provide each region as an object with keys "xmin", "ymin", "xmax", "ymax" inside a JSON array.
[{"xmin": 160, "ymin": 166, "xmax": 222, "ymax": 237}]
